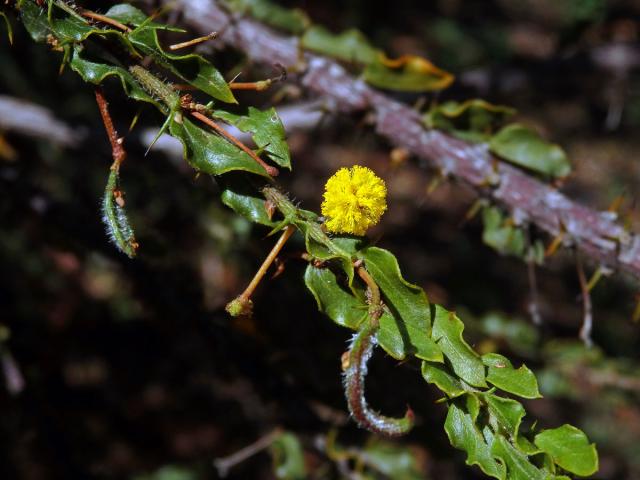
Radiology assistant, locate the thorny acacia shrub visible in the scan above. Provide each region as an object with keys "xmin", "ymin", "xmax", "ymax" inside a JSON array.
[{"xmin": 3, "ymin": 1, "xmax": 599, "ymax": 478}]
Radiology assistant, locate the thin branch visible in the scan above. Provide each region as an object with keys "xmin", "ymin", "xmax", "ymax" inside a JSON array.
[
  {"xmin": 80, "ymin": 9, "xmax": 131, "ymax": 32},
  {"xmin": 213, "ymin": 428, "xmax": 282, "ymax": 478},
  {"xmin": 94, "ymin": 87, "xmax": 126, "ymax": 171},
  {"xmin": 576, "ymin": 253, "xmax": 594, "ymax": 347},
  {"xmin": 190, "ymin": 110, "xmax": 279, "ymax": 177},
  {"xmin": 172, "ymin": 0, "xmax": 640, "ymax": 283}
]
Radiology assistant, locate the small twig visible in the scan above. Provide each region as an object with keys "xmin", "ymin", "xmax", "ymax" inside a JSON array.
[
  {"xmin": 169, "ymin": 31, "xmax": 217, "ymax": 50},
  {"xmin": 190, "ymin": 111, "xmax": 279, "ymax": 176},
  {"xmin": 213, "ymin": 428, "xmax": 282, "ymax": 478},
  {"xmin": 356, "ymin": 265, "xmax": 383, "ymax": 325},
  {"xmin": 226, "ymin": 225, "xmax": 295, "ymax": 316},
  {"xmin": 576, "ymin": 253, "xmax": 594, "ymax": 347},
  {"xmin": 80, "ymin": 9, "xmax": 131, "ymax": 32},
  {"xmin": 94, "ymin": 88, "xmax": 126, "ymax": 171}
]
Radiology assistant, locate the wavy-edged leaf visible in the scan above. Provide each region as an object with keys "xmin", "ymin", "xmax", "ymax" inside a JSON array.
[
  {"xmin": 169, "ymin": 116, "xmax": 270, "ymax": 176},
  {"xmin": 489, "ymin": 123, "xmax": 571, "ymax": 178},
  {"xmin": 484, "ymin": 394, "xmax": 526, "ymax": 438},
  {"xmin": 301, "ymin": 26, "xmax": 378, "ymax": 64},
  {"xmin": 483, "ymin": 353, "xmax": 541, "ymax": 399},
  {"xmin": 432, "ymin": 306, "xmax": 486, "ymax": 387},
  {"xmin": 219, "ymin": 174, "xmax": 276, "ymax": 226},
  {"xmin": 212, "ymin": 107, "xmax": 291, "ymax": 169},
  {"xmin": 359, "ymin": 246, "xmax": 442, "ymax": 362},
  {"xmin": 422, "ymin": 361, "xmax": 465, "ymax": 398},
  {"xmin": 491, "ymin": 435, "xmax": 546, "ymax": 480},
  {"xmin": 444, "ymin": 402, "xmax": 506, "ymax": 479},
  {"xmin": 304, "ymin": 264, "xmax": 366, "ymax": 329},
  {"xmin": 423, "ymin": 99, "xmax": 515, "ymax": 142},
  {"xmin": 534, "ymin": 425, "xmax": 598, "ymax": 477},
  {"xmin": 360, "ymin": 439, "xmax": 424, "ymax": 479},
  {"xmin": 225, "ymin": 0, "xmax": 310, "ymax": 34},
  {"xmin": 70, "ymin": 48, "xmax": 159, "ymax": 106},
  {"xmin": 104, "ymin": 5, "xmax": 236, "ymax": 103},
  {"xmin": 364, "ymin": 54, "xmax": 454, "ymax": 92},
  {"xmin": 102, "ymin": 169, "xmax": 138, "ymax": 258}
]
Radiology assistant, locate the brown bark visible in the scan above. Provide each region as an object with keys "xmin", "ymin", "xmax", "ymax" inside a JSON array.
[{"xmin": 172, "ymin": 0, "xmax": 640, "ymax": 282}]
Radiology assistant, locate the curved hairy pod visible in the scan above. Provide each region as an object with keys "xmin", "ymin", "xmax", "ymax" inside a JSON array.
[{"xmin": 343, "ymin": 320, "xmax": 414, "ymax": 437}]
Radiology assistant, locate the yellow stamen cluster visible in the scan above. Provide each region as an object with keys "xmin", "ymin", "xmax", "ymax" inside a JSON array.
[{"xmin": 321, "ymin": 166, "xmax": 387, "ymax": 235}]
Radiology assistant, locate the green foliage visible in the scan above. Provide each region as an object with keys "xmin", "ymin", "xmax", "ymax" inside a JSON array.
[
  {"xmin": 212, "ymin": 107, "xmax": 291, "ymax": 169},
  {"xmin": 224, "ymin": 0, "xmax": 310, "ymax": 34},
  {"xmin": 423, "ymin": 99, "xmax": 515, "ymax": 142},
  {"xmin": 8, "ymin": 2, "xmax": 598, "ymax": 478},
  {"xmin": 535, "ymin": 425, "xmax": 598, "ymax": 477},
  {"xmin": 301, "ymin": 26, "xmax": 378, "ymax": 64},
  {"xmin": 270, "ymin": 432, "xmax": 307, "ymax": 479},
  {"xmin": 489, "ymin": 124, "xmax": 571, "ymax": 178}
]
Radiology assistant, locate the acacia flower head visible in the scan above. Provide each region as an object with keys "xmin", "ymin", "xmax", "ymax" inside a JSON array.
[{"xmin": 321, "ymin": 165, "xmax": 387, "ymax": 235}]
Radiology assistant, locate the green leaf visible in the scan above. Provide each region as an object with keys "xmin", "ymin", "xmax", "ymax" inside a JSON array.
[
  {"xmin": 482, "ymin": 206, "xmax": 525, "ymax": 258},
  {"xmin": 534, "ymin": 425, "xmax": 598, "ymax": 477},
  {"xmin": 484, "ymin": 394, "xmax": 526, "ymax": 438},
  {"xmin": 359, "ymin": 247, "xmax": 442, "ymax": 362},
  {"xmin": 482, "ymin": 353, "xmax": 541, "ymax": 399},
  {"xmin": 444, "ymin": 402, "xmax": 506, "ymax": 479},
  {"xmin": 219, "ymin": 174, "xmax": 276, "ymax": 226},
  {"xmin": 361, "ymin": 439, "xmax": 424, "ymax": 479},
  {"xmin": 225, "ymin": 0, "xmax": 310, "ymax": 34},
  {"xmin": 363, "ymin": 54, "xmax": 454, "ymax": 92},
  {"xmin": 102, "ymin": 169, "xmax": 138, "ymax": 258},
  {"xmin": 432, "ymin": 306, "xmax": 486, "ymax": 387},
  {"xmin": 69, "ymin": 48, "xmax": 159, "ymax": 106},
  {"xmin": 489, "ymin": 124, "xmax": 571, "ymax": 178},
  {"xmin": 423, "ymin": 99, "xmax": 515, "ymax": 142},
  {"xmin": 212, "ymin": 107, "xmax": 291, "ymax": 169},
  {"xmin": 300, "ymin": 26, "xmax": 378, "ymax": 64},
  {"xmin": 491, "ymin": 435, "xmax": 546, "ymax": 480},
  {"xmin": 421, "ymin": 361, "xmax": 466, "ymax": 398},
  {"xmin": 270, "ymin": 432, "xmax": 307, "ymax": 480},
  {"xmin": 169, "ymin": 116, "xmax": 271, "ymax": 176},
  {"xmin": 304, "ymin": 265, "xmax": 366, "ymax": 329},
  {"xmin": 104, "ymin": 6, "xmax": 236, "ymax": 103}
]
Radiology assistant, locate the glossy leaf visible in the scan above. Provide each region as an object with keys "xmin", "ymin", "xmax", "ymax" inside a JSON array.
[
  {"xmin": 104, "ymin": 5, "xmax": 236, "ymax": 103},
  {"xmin": 483, "ymin": 353, "xmax": 541, "ymax": 399},
  {"xmin": 489, "ymin": 124, "xmax": 571, "ymax": 178},
  {"xmin": 69, "ymin": 48, "xmax": 159, "ymax": 106},
  {"xmin": 270, "ymin": 432, "xmax": 307, "ymax": 479},
  {"xmin": 102, "ymin": 169, "xmax": 138, "ymax": 258},
  {"xmin": 432, "ymin": 306, "xmax": 487, "ymax": 387},
  {"xmin": 304, "ymin": 265, "xmax": 366, "ymax": 329},
  {"xmin": 219, "ymin": 174, "xmax": 276, "ymax": 226},
  {"xmin": 360, "ymin": 247, "xmax": 442, "ymax": 362},
  {"xmin": 421, "ymin": 361, "xmax": 466, "ymax": 398},
  {"xmin": 444, "ymin": 402, "xmax": 506, "ymax": 479},
  {"xmin": 212, "ymin": 107, "xmax": 291, "ymax": 169},
  {"xmin": 301, "ymin": 26, "xmax": 378, "ymax": 64},
  {"xmin": 492, "ymin": 435, "xmax": 546, "ymax": 480},
  {"xmin": 225, "ymin": 0, "xmax": 310, "ymax": 34},
  {"xmin": 484, "ymin": 394, "xmax": 526, "ymax": 438},
  {"xmin": 169, "ymin": 116, "xmax": 270, "ymax": 176},
  {"xmin": 534, "ymin": 425, "xmax": 598, "ymax": 477},
  {"xmin": 364, "ymin": 54, "xmax": 454, "ymax": 92},
  {"xmin": 423, "ymin": 99, "xmax": 515, "ymax": 142}
]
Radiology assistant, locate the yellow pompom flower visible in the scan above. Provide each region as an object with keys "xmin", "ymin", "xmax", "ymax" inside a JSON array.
[{"xmin": 321, "ymin": 165, "xmax": 387, "ymax": 235}]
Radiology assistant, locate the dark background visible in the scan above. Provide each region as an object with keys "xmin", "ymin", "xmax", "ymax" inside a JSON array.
[{"xmin": 2, "ymin": 0, "xmax": 640, "ymax": 478}]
